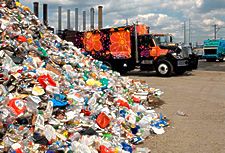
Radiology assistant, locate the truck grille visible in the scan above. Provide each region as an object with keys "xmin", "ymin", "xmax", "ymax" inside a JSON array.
[{"xmin": 204, "ymin": 48, "xmax": 217, "ymax": 55}]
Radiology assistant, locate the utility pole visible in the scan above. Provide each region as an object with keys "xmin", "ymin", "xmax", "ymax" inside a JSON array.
[
  {"xmin": 189, "ymin": 18, "xmax": 191, "ymax": 45},
  {"xmin": 214, "ymin": 24, "xmax": 219, "ymax": 39},
  {"xmin": 184, "ymin": 21, "xmax": 187, "ymax": 45},
  {"xmin": 213, "ymin": 24, "xmax": 221, "ymax": 39},
  {"xmin": 213, "ymin": 24, "xmax": 225, "ymax": 39}
]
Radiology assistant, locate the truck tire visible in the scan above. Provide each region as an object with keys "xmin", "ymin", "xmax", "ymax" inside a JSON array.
[
  {"xmin": 174, "ymin": 68, "xmax": 186, "ymax": 75},
  {"xmin": 155, "ymin": 60, "xmax": 173, "ymax": 77},
  {"xmin": 206, "ymin": 59, "xmax": 216, "ymax": 62},
  {"xmin": 219, "ymin": 58, "xmax": 224, "ymax": 62}
]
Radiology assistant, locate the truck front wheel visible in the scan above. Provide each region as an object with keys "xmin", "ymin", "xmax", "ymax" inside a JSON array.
[
  {"xmin": 174, "ymin": 68, "xmax": 186, "ymax": 75},
  {"xmin": 155, "ymin": 60, "xmax": 173, "ymax": 77}
]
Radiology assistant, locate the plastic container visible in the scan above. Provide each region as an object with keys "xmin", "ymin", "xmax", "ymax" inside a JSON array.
[
  {"xmin": 43, "ymin": 125, "xmax": 56, "ymax": 142},
  {"xmin": 177, "ymin": 110, "xmax": 186, "ymax": 116},
  {"xmin": 133, "ymin": 147, "xmax": 151, "ymax": 153}
]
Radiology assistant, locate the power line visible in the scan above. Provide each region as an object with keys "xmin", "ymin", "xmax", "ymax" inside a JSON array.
[{"xmin": 213, "ymin": 24, "xmax": 225, "ymax": 39}]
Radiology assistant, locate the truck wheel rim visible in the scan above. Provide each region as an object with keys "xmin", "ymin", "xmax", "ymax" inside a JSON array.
[{"xmin": 158, "ymin": 64, "xmax": 168, "ymax": 74}]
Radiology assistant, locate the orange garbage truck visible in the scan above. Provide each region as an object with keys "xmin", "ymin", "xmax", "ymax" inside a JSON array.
[{"xmin": 74, "ymin": 24, "xmax": 198, "ymax": 76}]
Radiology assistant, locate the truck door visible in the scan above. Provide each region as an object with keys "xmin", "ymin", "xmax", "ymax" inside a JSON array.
[
  {"xmin": 149, "ymin": 37, "xmax": 157, "ymax": 57},
  {"xmin": 138, "ymin": 35, "xmax": 156, "ymax": 59}
]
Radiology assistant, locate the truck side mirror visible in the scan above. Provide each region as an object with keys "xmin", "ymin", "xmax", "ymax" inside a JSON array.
[{"xmin": 170, "ymin": 36, "xmax": 173, "ymax": 43}]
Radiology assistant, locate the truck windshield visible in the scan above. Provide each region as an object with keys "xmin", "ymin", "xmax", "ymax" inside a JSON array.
[{"xmin": 153, "ymin": 35, "xmax": 171, "ymax": 45}]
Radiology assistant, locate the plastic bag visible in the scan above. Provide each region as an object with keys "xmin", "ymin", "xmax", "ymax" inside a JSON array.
[
  {"xmin": 43, "ymin": 125, "xmax": 56, "ymax": 142},
  {"xmin": 48, "ymin": 99, "xmax": 68, "ymax": 107}
]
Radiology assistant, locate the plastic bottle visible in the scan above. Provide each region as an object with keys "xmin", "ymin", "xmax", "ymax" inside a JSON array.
[
  {"xmin": 26, "ymin": 96, "xmax": 41, "ymax": 113},
  {"xmin": 138, "ymin": 116, "xmax": 150, "ymax": 128},
  {"xmin": 45, "ymin": 100, "xmax": 53, "ymax": 119},
  {"xmin": 71, "ymin": 141, "xmax": 91, "ymax": 153},
  {"xmin": 80, "ymin": 135, "xmax": 96, "ymax": 146},
  {"xmin": 177, "ymin": 110, "xmax": 187, "ymax": 116},
  {"xmin": 68, "ymin": 132, "xmax": 80, "ymax": 141},
  {"xmin": 43, "ymin": 125, "xmax": 56, "ymax": 142},
  {"xmin": 141, "ymin": 128, "xmax": 151, "ymax": 139},
  {"xmin": 133, "ymin": 147, "xmax": 151, "ymax": 153},
  {"xmin": 35, "ymin": 114, "xmax": 45, "ymax": 131},
  {"xmin": 3, "ymin": 56, "xmax": 15, "ymax": 71},
  {"xmin": 18, "ymin": 127, "xmax": 29, "ymax": 137},
  {"xmin": 3, "ymin": 136, "xmax": 14, "ymax": 147}
]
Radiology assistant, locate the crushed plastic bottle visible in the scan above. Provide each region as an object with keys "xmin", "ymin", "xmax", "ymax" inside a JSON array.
[
  {"xmin": 177, "ymin": 110, "xmax": 188, "ymax": 116},
  {"xmin": 133, "ymin": 147, "xmax": 151, "ymax": 153}
]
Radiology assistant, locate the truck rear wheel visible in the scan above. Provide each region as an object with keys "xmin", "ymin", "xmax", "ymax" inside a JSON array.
[
  {"xmin": 206, "ymin": 59, "xmax": 216, "ymax": 62},
  {"xmin": 155, "ymin": 60, "xmax": 173, "ymax": 77}
]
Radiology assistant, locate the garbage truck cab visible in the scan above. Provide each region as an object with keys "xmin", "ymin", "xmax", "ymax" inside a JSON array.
[
  {"xmin": 138, "ymin": 33, "xmax": 198, "ymax": 76},
  {"xmin": 202, "ymin": 39, "xmax": 225, "ymax": 62}
]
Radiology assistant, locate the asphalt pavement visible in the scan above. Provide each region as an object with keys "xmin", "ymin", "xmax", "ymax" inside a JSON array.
[{"xmin": 124, "ymin": 59, "xmax": 225, "ymax": 153}]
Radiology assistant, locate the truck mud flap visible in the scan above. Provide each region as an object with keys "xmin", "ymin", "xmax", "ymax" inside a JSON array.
[{"xmin": 189, "ymin": 54, "xmax": 198, "ymax": 70}]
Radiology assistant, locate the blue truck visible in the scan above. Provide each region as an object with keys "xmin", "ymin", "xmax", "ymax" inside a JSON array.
[{"xmin": 202, "ymin": 39, "xmax": 225, "ymax": 62}]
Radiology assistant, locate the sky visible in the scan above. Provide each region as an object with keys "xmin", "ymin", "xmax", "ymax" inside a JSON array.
[{"xmin": 21, "ymin": 0, "xmax": 225, "ymax": 44}]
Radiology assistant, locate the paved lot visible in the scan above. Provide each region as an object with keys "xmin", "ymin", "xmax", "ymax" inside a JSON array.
[{"xmin": 124, "ymin": 60, "xmax": 225, "ymax": 153}]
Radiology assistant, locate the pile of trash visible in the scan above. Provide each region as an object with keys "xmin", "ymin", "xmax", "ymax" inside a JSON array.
[{"xmin": 0, "ymin": 1, "xmax": 168, "ymax": 153}]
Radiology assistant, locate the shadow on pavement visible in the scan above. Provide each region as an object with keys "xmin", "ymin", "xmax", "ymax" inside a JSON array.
[{"xmin": 122, "ymin": 71, "xmax": 195, "ymax": 78}]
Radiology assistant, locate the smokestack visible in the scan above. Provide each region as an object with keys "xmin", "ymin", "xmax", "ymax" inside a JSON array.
[
  {"xmin": 90, "ymin": 7, "xmax": 94, "ymax": 30},
  {"xmin": 126, "ymin": 18, "xmax": 128, "ymax": 26},
  {"xmin": 43, "ymin": 4, "xmax": 48, "ymax": 26},
  {"xmin": 83, "ymin": 11, "xmax": 86, "ymax": 31},
  {"xmin": 67, "ymin": 9, "xmax": 70, "ymax": 30},
  {"xmin": 98, "ymin": 6, "xmax": 103, "ymax": 29},
  {"xmin": 75, "ymin": 8, "xmax": 78, "ymax": 31},
  {"xmin": 33, "ymin": 2, "xmax": 39, "ymax": 18},
  {"xmin": 58, "ymin": 6, "xmax": 62, "ymax": 31}
]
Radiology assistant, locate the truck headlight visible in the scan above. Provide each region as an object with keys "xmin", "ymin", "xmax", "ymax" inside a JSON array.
[
  {"xmin": 172, "ymin": 53, "xmax": 182, "ymax": 59},
  {"xmin": 172, "ymin": 53, "xmax": 177, "ymax": 57}
]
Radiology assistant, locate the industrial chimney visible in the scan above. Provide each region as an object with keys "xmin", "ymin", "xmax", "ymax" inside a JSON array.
[
  {"xmin": 83, "ymin": 11, "xmax": 86, "ymax": 31},
  {"xmin": 43, "ymin": 4, "xmax": 48, "ymax": 26},
  {"xmin": 33, "ymin": 2, "xmax": 39, "ymax": 18},
  {"xmin": 98, "ymin": 6, "xmax": 103, "ymax": 29},
  {"xmin": 75, "ymin": 8, "xmax": 78, "ymax": 31},
  {"xmin": 58, "ymin": 6, "xmax": 62, "ymax": 32},
  {"xmin": 90, "ymin": 7, "xmax": 94, "ymax": 30},
  {"xmin": 67, "ymin": 9, "xmax": 71, "ymax": 30}
]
